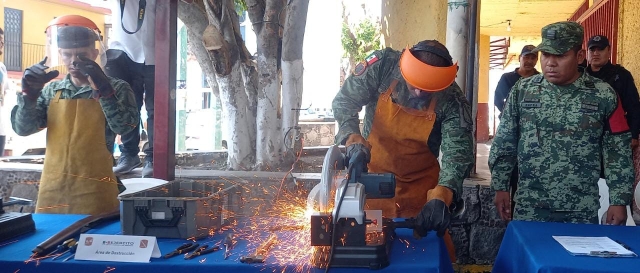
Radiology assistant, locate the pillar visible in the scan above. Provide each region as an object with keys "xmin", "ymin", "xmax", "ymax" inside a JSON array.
[
  {"xmin": 476, "ymin": 34, "xmax": 490, "ymax": 142},
  {"xmin": 446, "ymin": 0, "xmax": 470, "ymax": 91}
]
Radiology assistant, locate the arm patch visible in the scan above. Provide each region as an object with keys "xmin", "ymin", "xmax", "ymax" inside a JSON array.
[
  {"xmin": 608, "ymin": 95, "xmax": 630, "ymax": 134},
  {"xmin": 353, "ymin": 61, "xmax": 367, "ymax": 76}
]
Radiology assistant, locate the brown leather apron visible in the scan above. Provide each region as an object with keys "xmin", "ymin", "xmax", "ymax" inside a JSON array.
[
  {"xmin": 365, "ymin": 79, "xmax": 456, "ymax": 261},
  {"xmin": 36, "ymin": 91, "xmax": 120, "ymax": 215}
]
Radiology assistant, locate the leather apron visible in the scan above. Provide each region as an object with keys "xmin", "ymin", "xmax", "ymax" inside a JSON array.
[
  {"xmin": 365, "ymin": 79, "xmax": 456, "ymax": 261},
  {"xmin": 36, "ymin": 91, "xmax": 120, "ymax": 215}
]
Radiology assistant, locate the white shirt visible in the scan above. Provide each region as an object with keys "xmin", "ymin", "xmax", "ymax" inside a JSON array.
[
  {"xmin": 109, "ymin": 0, "xmax": 156, "ymax": 65},
  {"xmin": 0, "ymin": 62, "xmax": 9, "ymax": 135}
]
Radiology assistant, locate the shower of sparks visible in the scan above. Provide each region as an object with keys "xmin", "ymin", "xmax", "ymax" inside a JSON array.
[{"xmin": 233, "ymin": 186, "xmax": 318, "ymax": 273}]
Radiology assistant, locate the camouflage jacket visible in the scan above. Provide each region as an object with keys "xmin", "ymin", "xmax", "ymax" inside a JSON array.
[
  {"xmin": 489, "ymin": 72, "xmax": 634, "ymax": 212},
  {"xmin": 332, "ymin": 48, "xmax": 474, "ymax": 199},
  {"xmin": 11, "ymin": 75, "xmax": 138, "ymax": 146}
]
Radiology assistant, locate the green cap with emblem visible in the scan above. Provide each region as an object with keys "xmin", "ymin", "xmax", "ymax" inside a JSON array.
[{"xmin": 534, "ymin": 21, "xmax": 584, "ymax": 55}]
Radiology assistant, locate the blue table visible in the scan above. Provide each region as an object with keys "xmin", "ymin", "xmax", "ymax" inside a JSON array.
[
  {"xmin": 0, "ymin": 214, "xmax": 453, "ymax": 273},
  {"xmin": 493, "ymin": 221, "xmax": 640, "ymax": 273}
]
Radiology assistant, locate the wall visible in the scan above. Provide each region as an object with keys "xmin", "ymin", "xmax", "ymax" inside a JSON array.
[
  {"xmin": 0, "ymin": 0, "xmax": 106, "ymax": 67},
  {"xmin": 477, "ymin": 34, "xmax": 490, "ymax": 142},
  {"xmin": 618, "ymin": 0, "xmax": 640, "ymax": 77},
  {"xmin": 381, "ymin": 0, "xmax": 447, "ymax": 48}
]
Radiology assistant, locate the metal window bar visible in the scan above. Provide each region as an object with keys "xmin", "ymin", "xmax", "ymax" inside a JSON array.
[
  {"xmin": 4, "ymin": 8, "xmax": 22, "ymax": 72},
  {"xmin": 572, "ymin": 0, "xmax": 619, "ymax": 64},
  {"xmin": 22, "ymin": 43, "xmax": 68, "ymax": 75}
]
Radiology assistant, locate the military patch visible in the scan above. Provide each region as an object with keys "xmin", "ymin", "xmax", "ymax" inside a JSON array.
[
  {"xmin": 458, "ymin": 97, "xmax": 473, "ymax": 130},
  {"xmin": 353, "ymin": 61, "xmax": 367, "ymax": 76},
  {"xmin": 365, "ymin": 53, "xmax": 379, "ymax": 65},
  {"xmin": 584, "ymin": 81, "xmax": 595, "ymax": 88},
  {"xmin": 521, "ymin": 98, "xmax": 541, "ymax": 108},
  {"xmin": 580, "ymin": 101, "xmax": 599, "ymax": 113}
]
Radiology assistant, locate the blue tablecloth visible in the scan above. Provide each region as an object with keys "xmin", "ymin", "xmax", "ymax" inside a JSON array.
[
  {"xmin": 493, "ymin": 221, "xmax": 640, "ymax": 273},
  {"xmin": 0, "ymin": 214, "xmax": 453, "ymax": 273}
]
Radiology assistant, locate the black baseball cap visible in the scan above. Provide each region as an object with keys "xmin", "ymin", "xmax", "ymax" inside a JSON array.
[
  {"xmin": 588, "ymin": 35, "xmax": 610, "ymax": 49},
  {"xmin": 521, "ymin": 45, "xmax": 537, "ymax": 56}
]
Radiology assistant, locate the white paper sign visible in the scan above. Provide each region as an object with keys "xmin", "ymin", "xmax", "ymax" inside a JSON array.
[
  {"xmin": 553, "ymin": 236, "xmax": 636, "ymax": 257},
  {"xmin": 75, "ymin": 234, "xmax": 161, "ymax": 263}
]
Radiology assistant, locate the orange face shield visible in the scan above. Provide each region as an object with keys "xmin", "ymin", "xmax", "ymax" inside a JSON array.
[{"xmin": 399, "ymin": 46, "xmax": 458, "ymax": 92}]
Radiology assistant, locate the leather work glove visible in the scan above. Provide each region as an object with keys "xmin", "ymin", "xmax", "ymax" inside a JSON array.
[
  {"xmin": 414, "ymin": 185, "xmax": 454, "ymax": 238},
  {"xmin": 22, "ymin": 57, "xmax": 60, "ymax": 100},
  {"xmin": 74, "ymin": 56, "xmax": 114, "ymax": 98},
  {"xmin": 345, "ymin": 134, "xmax": 372, "ymax": 164},
  {"xmin": 345, "ymin": 133, "xmax": 372, "ymax": 150}
]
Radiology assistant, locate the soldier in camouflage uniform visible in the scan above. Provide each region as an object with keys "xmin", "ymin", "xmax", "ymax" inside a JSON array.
[
  {"xmin": 489, "ymin": 21, "xmax": 633, "ymax": 225},
  {"xmin": 332, "ymin": 40, "xmax": 474, "ymax": 260},
  {"xmin": 11, "ymin": 15, "xmax": 138, "ymax": 215}
]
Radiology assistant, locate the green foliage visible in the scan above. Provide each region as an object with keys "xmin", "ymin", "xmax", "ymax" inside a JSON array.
[
  {"xmin": 341, "ymin": 18, "xmax": 381, "ymax": 62},
  {"xmin": 235, "ymin": 0, "xmax": 247, "ymax": 14}
]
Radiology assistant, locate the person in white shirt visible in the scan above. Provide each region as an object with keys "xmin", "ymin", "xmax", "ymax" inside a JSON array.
[
  {"xmin": 107, "ymin": 0, "xmax": 156, "ymax": 177},
  {"xmin": 0, "ymin": 27, "xmax": 8, "ymax": 156}
]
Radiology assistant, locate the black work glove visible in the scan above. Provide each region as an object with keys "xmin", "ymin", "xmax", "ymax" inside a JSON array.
[
  {"xmin": 74, "ymin": 56, "xmax": 114, "ymax": 98},
  {"xmin": 345, "ymin": 143, "xmax": 371, "ymax": 164},
  {"xmin": 22, "ymin": 57, "xmax": 60, "ymax": 100},
  {"xmin": 414, "ymin": 199, "xmax": 451, "ymax": 238}
]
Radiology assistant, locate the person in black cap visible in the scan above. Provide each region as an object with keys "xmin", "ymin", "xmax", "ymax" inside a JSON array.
[
  {"xmin": 586, "ymin": 35, "xmax": 640, "ymax": 148},
  {"xmin": 493, "ymin": 45, "xmax": 540, "ymax": 113},
  {"xmin": 492, "ymin": 45, "xmax": 540, "ymax": 212}
]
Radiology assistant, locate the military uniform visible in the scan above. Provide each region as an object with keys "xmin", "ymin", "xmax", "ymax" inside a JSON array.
[
  {"xmin": 11, "ymin": 74, "xmax": 138, "ymax": 215},
  {"xmin": 333, "ymin": 47, "xmax": 474, "ymax": 210},
  {"xmin": 11, "ymin": 75, "xmax": 138, "ymax": 142},
  {"xmin": 489, "ymin": 21, "xmax": 634, "ymax": 224}
]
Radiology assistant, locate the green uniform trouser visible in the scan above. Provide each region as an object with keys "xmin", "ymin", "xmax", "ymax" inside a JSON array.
[{"xmin": 514, "ymin": 206, "xmax": 599, "ymax": 224}]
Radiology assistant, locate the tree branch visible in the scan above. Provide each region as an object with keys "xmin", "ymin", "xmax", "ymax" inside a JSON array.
[{"xmin": 245, "ymin": 0, "xmax": 266, "ymax": 34}]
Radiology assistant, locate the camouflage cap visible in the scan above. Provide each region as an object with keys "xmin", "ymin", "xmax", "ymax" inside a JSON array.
[{"xmin": 534, "ymin": 21, "xmax": 584, "ymax": 55}]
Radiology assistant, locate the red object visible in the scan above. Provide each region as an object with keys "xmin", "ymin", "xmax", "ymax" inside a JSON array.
[
  {"xmin": 47, "ymin": 15, "xmax": 100, "ymax": 33},
  {"xmin": 153, "ymin": 0, "xmax": 178, "ymax": 180},
  {"xmin": 609, "ymin": 95, "xmax": 630, "ymax": 134}
]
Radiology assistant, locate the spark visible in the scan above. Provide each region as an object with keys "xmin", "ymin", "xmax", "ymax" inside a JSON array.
[
  {"xmin": 233, "ymin": 186, "xmax": 315, "ymax": 273},
  {"xmin": 103, "ymin": 267, "xmax": 116, "ymax": 273},
  {"xmin": 14, "ymin": 270, "xmax": 20, "ymax": 273},
  {"xmin": 199, "ymin": 258, "xmax": 207, "ymax": 263}
]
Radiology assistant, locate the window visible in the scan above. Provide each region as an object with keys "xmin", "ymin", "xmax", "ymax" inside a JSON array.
[
  {"xmin": 4, "ymin": 8, "xmax": 23, "ymax": 71},
  {"xmin": 202, "ymin": 92, "xmax": 211, "ymax": 109},
  {"xmin": 202, "ymin": 74, "xmax": 210, "ymax": 88}
]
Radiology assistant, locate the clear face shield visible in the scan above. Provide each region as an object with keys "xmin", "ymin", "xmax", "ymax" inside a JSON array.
[{"xmin": 45, "ymin": 25, "xmax": 107, "ymax": 76}]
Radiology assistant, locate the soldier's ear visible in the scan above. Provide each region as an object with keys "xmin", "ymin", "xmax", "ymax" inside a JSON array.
[{"xmin": 577, "ymin": 49, "xmax": 586, "ymax": 64}]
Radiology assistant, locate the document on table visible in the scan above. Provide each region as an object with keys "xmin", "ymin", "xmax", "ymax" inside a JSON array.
[{"xmin": 552, "ymin": 236, "xmax": 636, "ymax": 257}]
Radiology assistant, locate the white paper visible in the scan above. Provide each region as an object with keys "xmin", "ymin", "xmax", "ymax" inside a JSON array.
[
  {"xmin": 75, "ymin": 234, "xmax": 161, "ymax": 263},
  {"xmin": 553, "ymin": 236, "xmax": 635, "ymax": 257}
]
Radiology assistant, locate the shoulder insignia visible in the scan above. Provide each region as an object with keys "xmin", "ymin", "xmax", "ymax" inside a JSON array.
[
  {"xmin": 584, "ymin": 81, "xmax": 595, "ymax": 88},
  {"xmin": 353, "ymin": 61, "xmax": 367, "ymax": 76},
  {"xmin": 534, "ymin": 75, "xmax": 544, "ymax": 83},
  {"xmin": 365, "ymin": 52, "xmax": 379, "ymax": 65}
]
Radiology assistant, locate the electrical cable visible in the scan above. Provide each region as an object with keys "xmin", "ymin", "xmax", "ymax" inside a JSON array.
[{"xmin": 324, "ymin": 162, "xmax": 353, "ymax": 273}]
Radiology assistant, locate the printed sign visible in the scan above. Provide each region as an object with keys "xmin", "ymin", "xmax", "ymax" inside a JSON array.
[{"xmin": 75, "ymin": 234, "xmax": 161, "ymax": 263}]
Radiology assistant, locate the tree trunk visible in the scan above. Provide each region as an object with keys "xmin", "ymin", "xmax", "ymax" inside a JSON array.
[
  {"xmin": 247, "ymin": 0, "xmax": 285, "ymax": 170},
  {"xmin": 219, "ymin": 60, "xmax": 255, "ymax": 170},
  {"xmin": 281, "ymin": 0, "xmax": 309, "ymax": 161},
  {"xmin": 179, "ymin": 0, "xmax": 255, "ymax": 169}
]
